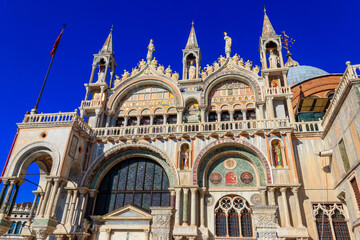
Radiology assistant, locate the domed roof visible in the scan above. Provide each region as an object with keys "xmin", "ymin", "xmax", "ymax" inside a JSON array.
[{"xmin": 287, "ymin": 65, "xmax": 328, "ymax": 87}]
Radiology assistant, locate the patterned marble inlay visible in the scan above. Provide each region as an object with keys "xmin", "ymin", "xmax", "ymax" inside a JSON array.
[
  {"xmin": 209, "ymin": 172, "xmax": 222, "ymax": 185},
  {"xmin": 224, "ymin": 158, "xmax": 237, "ymax": 170},
  {"xmin": 240, "ymin": 171, "xmax": 254, "ymax": 184}
]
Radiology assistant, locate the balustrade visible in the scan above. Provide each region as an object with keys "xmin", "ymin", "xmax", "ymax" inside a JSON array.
[
  {"xmin": 322, "ymin": 63, "xmax": 360, "ymax": 128},
  {"xmin": 80, "ymin": 100, "xmax": 103, "ymax": 108},
  {"xmin": 291, "ymin": 120, "xmax": 323, "ymax": 132},
  {"xmin": 266, "ymin": 86, "xmax": 291, "ymax": 95}
]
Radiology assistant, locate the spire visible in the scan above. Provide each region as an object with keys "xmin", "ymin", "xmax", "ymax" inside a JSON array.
[
  {"xmin": 185, "ymin": 21, "xmax": 199, "ymax": 49},
  {"xmin": 100, "ymin": 26, "xmax": 113, "ymax": 53},
  {"xmin": 262, "ymin": 8, "xmax": 277, "ymax": 37},
  {"xmin": 285, "ymin": 51, "xmax": 299, "ymax": 67}
]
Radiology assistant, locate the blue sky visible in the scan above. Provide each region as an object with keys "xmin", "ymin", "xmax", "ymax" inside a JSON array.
[{"xmin": 0, "ymin": 0, "xmax": 359, "ymax": 202}]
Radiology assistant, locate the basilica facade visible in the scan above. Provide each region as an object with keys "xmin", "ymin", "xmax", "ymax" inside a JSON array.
[{"xmin": 0, "ymin": 10, "xmax": 360, "ymax": 240}]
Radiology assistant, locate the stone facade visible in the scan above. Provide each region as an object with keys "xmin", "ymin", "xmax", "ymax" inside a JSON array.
[{"xmin": 0, "ymin": 10, "xmax": 360, "ymax": 240}]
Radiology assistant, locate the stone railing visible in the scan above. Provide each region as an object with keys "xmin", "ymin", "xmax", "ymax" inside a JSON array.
[
  {"xmin": 291, "ymin": 120, "xmax": 323, "ymax": 133},
  {"xmin": 322, "ymin": 62, "xmax": 360, "ymax": 130},
  {"xmin": 266, "ymin": 86, "xmax": 292, "ymax": 95},
  {"xmin": 81, "ymin": 100, "xmax": 103, "ymax": 108},
  {"xmin": 93, "ymin": 118, "xmax": 291, "ymax": 139},
  {"xmin": 19, "ymin": 112, "xmax": 92, "ymax": 136}
]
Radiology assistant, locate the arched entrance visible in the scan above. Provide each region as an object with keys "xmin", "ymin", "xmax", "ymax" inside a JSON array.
[{"xmin": 94, "ymin": 157, "xmax": 170, "ymax": 215}]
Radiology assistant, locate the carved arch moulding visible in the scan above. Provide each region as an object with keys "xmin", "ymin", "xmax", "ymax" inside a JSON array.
[{"xmin": 81, "ymin": 141, "xmax": 180, "ymax": 188}]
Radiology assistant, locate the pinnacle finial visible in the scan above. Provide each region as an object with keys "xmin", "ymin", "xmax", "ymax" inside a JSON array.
[
  {"xmin": 111, "ymin": 25, "xmax": 113, "ymax": 32},
  {"xmin": 185, "ymin": 21, "xmax": 199, "ymax": 49},
  {"xmin": 192, "ymin": 20, "xmax": 194, "ymax": 26},
  {"xmin": 263, "ymin": 5, "xmax": 266, "ymax": 14}
]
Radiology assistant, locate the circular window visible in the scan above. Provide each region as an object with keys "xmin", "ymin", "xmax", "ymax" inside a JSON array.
[{"xmin": 40, "ymin": 132, "xmax": 47, "ymax": 139}]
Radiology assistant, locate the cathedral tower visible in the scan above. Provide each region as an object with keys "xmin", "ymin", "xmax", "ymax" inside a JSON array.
[
  {"xmin": 80, "ymin": 27, "xmax": 117, "ymax": 127},
  {"xmin": 259, "ymin": 9, "xmax": 295, "ymax": 123},
  {"xmin": 182, "ymin": 21, "xmax": 201, "ymax": 80}
]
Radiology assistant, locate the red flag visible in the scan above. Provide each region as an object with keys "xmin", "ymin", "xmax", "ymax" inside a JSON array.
[{"xmin": 50, "ymin": 28, "xmax": 64, "ymax": 57}]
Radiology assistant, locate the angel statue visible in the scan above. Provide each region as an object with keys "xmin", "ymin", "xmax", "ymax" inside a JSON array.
[
  {"xmin": 224, "ymin": 32, "xmax": 232, "ymax": 57},
  {"xmin": 147, "ymin": 39, "xmax": 155, "ymax": 62}
]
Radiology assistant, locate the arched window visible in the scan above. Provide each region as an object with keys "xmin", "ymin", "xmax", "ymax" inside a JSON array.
[
  {"xmin": 214, "ymin": 196, "xmax": 253, "ymax": 237},
  {"xmin": 14, "ymin": 221, "xmax": 22, "ymax": 234},
  {"xmin": 94, "ymin": 158, "xmax": 170, "ymax": 215},
  {"xmin": 8, "ymin": 222, "xmax": 15, "ymax": 234},
  {"xmin": 271, "ymin": 140, "xmax": 284, "ymax": 167},
  {"xmin": 332, "ymin": 209, "xmax": 350, "ymax": 239},
  {"xmin": 315, "ymin": 209, "xmax": 332, "ymax": 240}
]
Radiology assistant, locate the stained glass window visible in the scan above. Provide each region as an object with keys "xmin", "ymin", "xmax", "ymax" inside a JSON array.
[{"xmin": 94, "ymin": 158, "xmax": 170, "ymax": 214}]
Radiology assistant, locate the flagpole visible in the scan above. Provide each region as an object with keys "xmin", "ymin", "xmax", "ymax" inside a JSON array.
[{"xmin": 31, "ymin": 24, "xmax": 66, "ymax": 114}]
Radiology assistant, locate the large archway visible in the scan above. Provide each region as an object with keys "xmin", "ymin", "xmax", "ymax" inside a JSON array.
[{"xmin": 192, "ymin": 139, "xmax": 272, "ymax": 186}]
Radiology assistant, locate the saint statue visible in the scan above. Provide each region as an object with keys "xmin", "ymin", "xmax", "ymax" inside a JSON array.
[
  {"xmin": 138, "ymin": 59, "xmax": 146, "ymax": 69},
  {"xmin": 147, "ymin": 39, "xmax": 155, "ymax": 62},
  {"xmin": 165, "ymin": 65, "xmax": 172, "ymax": 77},
  {"xmin": 157, "ymin": 64, "xmax": 164, "ymax": 74},
  {"xmin": 213, "ymin": 61, "xmax": 220, "ymax": 71},
  {"xmin": 188, "ymin": 61, "xmax": 196, "ymax": 79},
  {"xmin": 268, "ymin": 49, "xmax": 279, "ymax": 69},
  {"xmin": 224, "ymin": 32, "xmax": 232, "ymax": 57},
  {"xmin": 232, "ymin": 54, "xmax": 239, "ymax": 64},
  {"xmin": 205, "ymin": 64, "xmax": 213, "ymax": 75},
  {"xmin": 121, "ymin": 70, "xmax": 130, "ymax": 80},
  {"xmin": 183, "ymin": 148, "xmax": 189, "ymax": 169},
  {"xmin": 171, "ymin": 72, "xmax": 179, "ymax": 81},
  {"xmin": 218, "ymin": 55, "xmax": 226, "ymax": 66},
  {"xmin": 201, "ymin": 71, "xmax": 207, "ymax": 80},
  {"xmin": 97, "ymin": 70, "xmax": 105, "ymax": 83},
  {"xmin": 272, "ymin": 141, "xmax": 283, "ymax": 167}
]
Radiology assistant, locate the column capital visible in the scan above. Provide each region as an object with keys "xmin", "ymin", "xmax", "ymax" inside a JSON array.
[
  {"xmin": 190, "ymin": 187, "xmax": 198, "ymax": 194},
  {"xmin": 88, "ymin": 189, "xmax": 98, "ymax": 198},
  {"xmin": 199, "ymin": 104, "xmax": 208, "ymax": 110},
  {"xmin": 291, "ymin": 186, "xmax": 300, "ymax": 193},
  {"xmin": 176, "ymin": 107, "xmax": 185, "ymax": 112},
  {"xmin": 108, "ymin": 110, "xmax": 115, "ymax": 117},
  {"xmin": 279, "ymin": 187, "xmax": 288, "ymax": 193},
  {"xmin": 266, "ymin": 96, "xmax": 274, "ymax": 101},
  {"xmin": 78, "ymin": 187, "xmax": 89, "ymax": 195},
  {"xmin": 267, "ymin": 186, "xmax": 276, "ymax": 192},
  {"xmin": 183, "ymin": 188, "xmax": 190, "ymax": 194}
]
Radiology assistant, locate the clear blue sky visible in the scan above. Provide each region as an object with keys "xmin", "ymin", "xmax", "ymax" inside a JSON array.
[{"xmin": 0, "ymin": 0, "xmax": 359, "ymax": 203}]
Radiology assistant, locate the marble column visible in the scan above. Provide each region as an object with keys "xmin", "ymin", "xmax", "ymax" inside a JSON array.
[
  {"xmin": 67, "ymin": 189, "xmax": 78, "ymax": 224},
  {"xmin": 29, "ymin": 191, "xmax": 39, "ymax": 220},
  {"xmin": 45, "ymin": 178, "xmax": 60, "ymax": 217},
  {"xmin": 150, "ymin": 115, "xmax": 154, "ymax": 126},
  {"xmin": 280, "ymin": 187, "xmax": 291, "ymax": 227},
  {"xmin": 137, "ymin": 116, "xmax": 141, "ymax": 126},
  {"xmin": 39, "ymin": 179, "xmax": 53, "ymax": 217},
  {"xmin": 264, "ymin": 73, "xmax": 270, "ymax": 88},
  {"xmin": 35, "ymin": 192, "xmax": 45, "ymax": 217},
  {"xmin": 242, "ymin": 109, "xmax": 247, "ymax": 121},
  {"xmin": 177, "ymin": 109, "xmax": 183, "ymax": 124},
  {"xmin": 292, "ymin": 187, "xmax": 304, "ymax": 227},
  {"xmin": 51, "ymin": 181, "xmax": 65, "ymax": 218},
  {"xmin": 174, "ymin": 188, "xmax": 181, "ymax": 226},
  {"xmin": 89, "ymin": 64, "xmax": 96, "ymax": 83},
  {"xmin": 260, "ymin": 187, "xmax": 267, "ymax": 205},
  {"xmin": 61, "ymin": 189, "xmax": 72, "ymax": 224},
  {"xmin": 7, "ymin": 183, "xmax": 20, "ymax": 215},
  {"xmin": 200, "ymin": 105, "xmax": 207, "ymax": 123},
  {"xmin": 199, "ymin": 188, "xmax": 207, "ymax": 228},
  {"xmin": 267, "ymin": 97, "xmax": 275, "ymax": 119},
  {"xmin": 216, "ymin": 110, "xmax": 221, "ymax": 122},
  {"xmin": 74, "ymin": 188, "xmax": 89, "ymax": 229},
  {"xmin": 163, "ymin": 114, "xmax": 168, "ymax": 125},
  {"xmin": 229, "ymin": 110, "xmax": 234, "ymax": 121},
  {"xmin": 0, "ymin": 179, "xmax": 15, "ymax": 214},
  {"xmin": 268, "ymin": 187, "xmax": 276, "ymax": 206},
  {"xmin": 190, "ymin": 188, "xmax": 197, "ymax": 226},
  {"xmin": 0, "ymin": 180, "xmax": 9, "ymax": 205},
  {"xmin": 124, "ymin": 116, "xmax": 128, "ymax": 127},
  {"xmin": 259, "ymin": 104, "xmax": 264, "ymax": 120},
  {"xmin": 282, "ymin": 71, "xmax": 288, "ymax": 87},
  {"xmin": 286, "ymin": 96, "xmax": 295, "ymax": 123},
  {"xmin": 170, "ymin": 189, "xmax": 176, "ymax": 208},
  {"xmin": 182, "ymin": 188, "xmax": 189, "ymax": 226}
]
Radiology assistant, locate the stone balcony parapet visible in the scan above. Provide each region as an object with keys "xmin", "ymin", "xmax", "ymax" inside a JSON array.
[{"xmin": 265, "ymin": 86, "xmax": 292, "ymax": 96}]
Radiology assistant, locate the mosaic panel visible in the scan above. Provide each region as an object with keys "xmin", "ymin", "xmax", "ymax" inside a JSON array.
[
  {"xmin": 240, "ymin": 172, "xmax": 254, "ymax": 184},
  {"xmin": 209, "ymin": 172, "xmax": 222, "ymax": 185}
]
